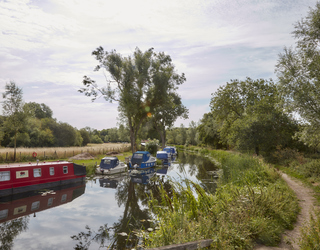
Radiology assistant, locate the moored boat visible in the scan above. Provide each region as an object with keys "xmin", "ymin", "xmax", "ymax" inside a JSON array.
[
  {"xmin": 0, "ymin": 161, "xmax": 86, "ymax": 198},
  {"xmin": 163, "ymin": 146, "xmax": 177, "ymax": 156},
  {"xmin": 156, "ymin": 150, "xmax": 171, "ymax": 166},
  {"xmin": 129, "ymin": 151, "xmax": 156, "ymax": 169},
  {"xmin": 95, "ymin": 156, "xmax": 127, "ymax": 175}
]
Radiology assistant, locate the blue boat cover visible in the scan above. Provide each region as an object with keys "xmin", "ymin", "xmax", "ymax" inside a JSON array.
[
  {"xmin": 131, "ymin": 151, "xmax": 151, "ymax": 166},
  {"xmin": 99, "ymin": 156, "xmax": 119, "ymax": 170}
]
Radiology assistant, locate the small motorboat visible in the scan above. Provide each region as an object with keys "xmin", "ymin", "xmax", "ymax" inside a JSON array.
[
  {"xmin": 129, "ymin": 151, "xmax": 156, "ymax": 169},
  {"xmin": 156, "ymin": 151, "xmax": 171, "ymax": 166},
  {"xmin": 163, "ymin": 146, "xmax": 177, "ymax": 156},
  {"xmin": 95, "ymin": 156, "xmax": 127, "ymax": 175}
]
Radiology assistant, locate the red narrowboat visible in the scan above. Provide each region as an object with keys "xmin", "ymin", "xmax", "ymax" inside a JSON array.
[{"xmin": 0, "ymin": 161, "xmax": 86, "ymax": 197}]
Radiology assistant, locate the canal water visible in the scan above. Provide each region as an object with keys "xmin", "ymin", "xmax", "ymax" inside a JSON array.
[{"xmin": 0, "ymin": 151, "xmax": 218, "ymax": 249}]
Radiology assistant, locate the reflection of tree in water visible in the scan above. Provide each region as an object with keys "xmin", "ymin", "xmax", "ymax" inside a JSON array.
[
  {"xmin": 175, "ymin": 151, "xmax": 219, "ymax": 194},
  {"xmin": 71, "ymin": 175, "xmax": 173, "ymax": 249},
  {"xmin": 0, "ymin": 216, "xmax": 29, "ymax": 250},
  {"xmin": 71, "ymin": 152, "xmax": 218, "ymax": 249}
]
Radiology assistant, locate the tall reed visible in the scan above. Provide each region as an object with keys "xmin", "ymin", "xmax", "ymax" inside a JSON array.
[
  {"xmin": 0, "ymin": 143, "xmax": 130, "ymax": 163},
  {"xmin": 144, "ymin": 150, "xmax": 299, "ymax": 249}
]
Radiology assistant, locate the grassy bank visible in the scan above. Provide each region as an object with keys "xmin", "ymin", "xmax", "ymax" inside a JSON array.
[
  {"xmin": 143, "ymin": 148, "xmax": 299, "ymax": 249},
  {"xmin": 274, "ymin": 151, "xmax": 320, "ymax": 248}
]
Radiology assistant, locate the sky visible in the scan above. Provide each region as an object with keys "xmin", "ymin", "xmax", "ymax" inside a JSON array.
[{"xmin": 0, "ymin": 0, "xmax": 318, "ymax": 130}]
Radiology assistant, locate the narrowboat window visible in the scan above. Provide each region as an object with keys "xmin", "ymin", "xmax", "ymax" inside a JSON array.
[
  {"xmin": 104, "ymin": 159, "xmax": 111, "ymax": 164},
  {"xmin": 49, "ymin": 167, "xmax": 55, "ymax": 176},
  {"xmin": 16, "ymin": 170, "xmax": 29, "ymax": 179},
  {"xmin": 47, "ymin": 198, "xmax": 53, "ymax": 206},
  {"xmin": 14, "ymin": 206, "xmax": 26, "ymax": 215},
  {"xmin": 31, "ymin": 201, "xmax": 40, "ymax": 211},
  {"xmin": 33, "ymin": 168, "xmax": 41, "ymax": 177},
  {"xmin": 0, "ymin": 171, "xmax": 10, "ymax": 181},
  {"xmin": 61, "ymin": 194, "xmax": 67, "ymax": 202},
  {"xmin": 0, "ymin": 209, "xmax": 8, "ymax": 220},
  {"xmin": 63, "ymin": 166, "xmax": 68, "ymax": 174}
]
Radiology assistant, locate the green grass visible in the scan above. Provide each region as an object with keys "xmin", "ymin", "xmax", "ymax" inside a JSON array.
[
  {"xmin": 142, "ymin": 148, "xmax": 299, "ymax": 249},
  {"xmin": 298, "ymin": 209, "xmax": 320, "ymax": 249}
]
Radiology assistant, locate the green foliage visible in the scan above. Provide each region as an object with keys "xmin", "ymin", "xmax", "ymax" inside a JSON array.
[
  {"xmin": 269, "ymin": 146, "xmax": 305, "ymax": 166},
  {"xmin": 80, "ymin": 47, "xmax": 186, "ymax": 153},
  {"xmin": 209, "ymin": 77, "xmax": 298, "ymax": 156},
  {"xmin": 91, "ymin": 135, "xmax": 103, "ymax": 144},
  {"xmin": 2, "ymin": 81, "xmax": 26, "ymax": 160},
  {"xmin": 197, "ymin": 112, "xmax": 224, "ymax": 149},
  {"xmin": 276, "ymin": 2, "xmax": 320, "ymax": 148},
  {"xmin": 23, "ymin": 102, "xmax": 53, "ymax": 119},
  {"xmin": 144, "ymin": 150, "xmax": 299, "ymax": 249},
  {"xmin": 145, "ymin": 139, "xmax": 159, "ymax": 155}
]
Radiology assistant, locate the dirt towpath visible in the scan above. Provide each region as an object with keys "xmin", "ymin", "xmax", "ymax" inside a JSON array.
[{"xmin": 255, "ymin": 172, "xmax": 317, "ymax": 250}]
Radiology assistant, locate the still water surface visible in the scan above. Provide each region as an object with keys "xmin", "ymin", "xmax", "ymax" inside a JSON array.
[{"xmin": 0, "ymin": 152, "xmax": 218, "ymax": 249}]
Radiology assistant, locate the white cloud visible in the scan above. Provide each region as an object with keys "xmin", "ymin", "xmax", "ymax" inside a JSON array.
[{"xmin": 0, "ymin": 0, "xmax": 318, "ymax": 130}]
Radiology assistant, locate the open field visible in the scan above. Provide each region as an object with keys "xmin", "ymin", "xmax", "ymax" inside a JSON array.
[{"xmin": 0, "ymin": 143, "xmax": 131, "ymax": 163}]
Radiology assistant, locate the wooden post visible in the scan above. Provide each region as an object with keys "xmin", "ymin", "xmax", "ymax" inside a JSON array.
[{"xmin": 148, "ymin": 239, "xmax": 213, "ymax": 250}]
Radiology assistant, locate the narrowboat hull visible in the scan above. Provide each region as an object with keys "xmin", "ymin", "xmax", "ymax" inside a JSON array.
[{"xmin": 0, "ymin": 161, "xmax": 86, "ymax": 198}]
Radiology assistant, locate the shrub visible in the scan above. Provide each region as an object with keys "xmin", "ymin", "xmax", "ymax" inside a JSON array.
[{"xmin": 145, "ymin": 139, "xmax": 159, "ymax": 155}]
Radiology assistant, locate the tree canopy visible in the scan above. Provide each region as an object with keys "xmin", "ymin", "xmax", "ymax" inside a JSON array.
[
  {"xmin": 2, "ymin": 81, "xmax": 26, "ymax": 160},
  {"xmin": 80, "ymin": 47, "xmax": 187, "ymax": 152},
  {"xmin": 209, "ymin": 78, "xmax": 298, "ymax": 156},
  {"xmin": 276, "ymin": 2, "xmax": 320, "ymax": 148}
]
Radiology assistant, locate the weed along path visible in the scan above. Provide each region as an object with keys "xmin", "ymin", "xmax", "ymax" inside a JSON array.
[{"xmin": 255, "ymin": 172, "xmax": 316, "ymax": 250}]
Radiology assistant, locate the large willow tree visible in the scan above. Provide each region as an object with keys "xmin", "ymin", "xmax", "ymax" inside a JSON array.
[{"xmin": 79, "ymin": 47, "xmax": 187, "ymax": 153}]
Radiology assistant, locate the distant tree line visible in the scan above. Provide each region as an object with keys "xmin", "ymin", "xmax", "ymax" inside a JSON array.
[{"xmin": 0, "ymin": 82, "xmax": 131, "ymax": 153}]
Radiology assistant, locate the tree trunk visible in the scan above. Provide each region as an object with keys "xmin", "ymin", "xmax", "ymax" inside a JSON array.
[
  {"xmin": 14, "ymin": 131, "xmax": 17, "ymax": 161},
  {"xmin": 161, "ymin": 129, "xmax": 166, "ymax": 149},
  {"xmin": 255, "ymin": 146, "xmax": 259, "ymax": 156}
]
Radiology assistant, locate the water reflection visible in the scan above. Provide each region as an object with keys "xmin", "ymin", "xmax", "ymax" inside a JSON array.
[
  {"xmin": 129, "ymin": 168, "xmax": 156, "ymax": 184},
  {"xmin": 0, "ymin": 152, "xmax": 219, "ymax": 249},
  {"xmin": 99, "ymin": 173, "xmax": 128, "ymax": 189},
  {"xmin": 0, "ymin": 182, "xmax": 85, "ymax": 249}
]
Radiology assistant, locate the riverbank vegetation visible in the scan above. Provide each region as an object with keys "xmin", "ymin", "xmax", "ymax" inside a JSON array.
[
  {"xmin": 0, "ymin": 143, "xmax": 130, "ymax": 163},
  {"xmin": 142, "ymin": 148, "xmax": 299, "ymax": 249}
]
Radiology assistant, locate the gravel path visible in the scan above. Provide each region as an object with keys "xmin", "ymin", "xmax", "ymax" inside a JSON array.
[{"xmin": 255, "ymin": 172, "xmax": 317, "ymax": 250}]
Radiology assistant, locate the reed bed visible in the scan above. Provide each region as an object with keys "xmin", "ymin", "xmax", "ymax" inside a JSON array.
[
  {"xmin": 143, "ymin": 149, "xmax": 299, "ymax": 249},
  {"xmin": 0, "ymin": 143, "xmax": 130, "ymax": 163}
]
